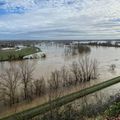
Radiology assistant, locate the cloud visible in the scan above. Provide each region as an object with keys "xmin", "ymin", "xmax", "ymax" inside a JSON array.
[{"xmin": 0, "ymin": 0, "xmax": 120, "ymax": 40}]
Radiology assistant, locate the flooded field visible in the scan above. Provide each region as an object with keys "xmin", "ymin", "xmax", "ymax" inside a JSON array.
[
  {"xmin": 35, "ymin": 43, "xmax": 120, "ymax": 81},
  {"xmin": 35, "ymin": 43, "xmax": 120, "ymax": 97},
  {"xmin": 1, "ymin": 43, "xmax": 120, "ymax": 92},
  {"xmin": 0, "ymin": 43, "xmax": 120, "ymax": 118}
]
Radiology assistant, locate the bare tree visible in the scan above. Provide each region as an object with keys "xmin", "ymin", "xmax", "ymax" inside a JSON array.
[
  {"xmin": 19, "ymin": 61, "xmax": 35, "ymax": 100},
  {"xmin": 71, "ymin": 62, "xmax": 80, "ymax": 84},
  {"xmin": 60, "ymin": 66, "xmax": 70, "ymax": 87},
  {"xmin": 109, "ymin": 64, "xmax": 116, "ymax": 71},
  {"xmin": 47, "ymin": 70, "xmax": 62, "ymax": 120},
  {"xmin": 0, "ymin": 63, "xmax": 20, "ymax": 106},
  {"xmin": 71, "ymin": 57, "xmax": 98, "ymax": 85},
  {"xmin": 34, "ymin": 77, "xmax": 46, "ymax": 97},
  {"xmin": 78, "ymin": 57, "xmax": 98, "ymax": 81},
  {"xmin": 48, "ymin": 70, "xmax": 61, "ymax": 94}
]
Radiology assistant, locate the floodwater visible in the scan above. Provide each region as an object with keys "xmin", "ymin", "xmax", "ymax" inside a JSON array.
[
  {"xmin": 0, "ymin": 43, "xmax": 120, "ymax": 96},
  {"xmin": 0, "ymin": 43, "xmax": 120, "ymax": 115},
  {"xmin": 34, "ymin": 43, "xmax": 120, "ymax": 96},
  {"xmin": 34, "ymin": 43, "xmax": 120, "ymax": 80}
]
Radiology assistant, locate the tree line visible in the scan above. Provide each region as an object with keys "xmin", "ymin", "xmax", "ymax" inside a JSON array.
[{"xmin": 0, "ymin": 57, "xmax": 98, "ymax": 108}]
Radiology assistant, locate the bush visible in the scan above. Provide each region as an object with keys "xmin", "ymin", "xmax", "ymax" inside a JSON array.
[{"xmin": 105, "ymin": 102, "xmax": 120, "ymax": 117}]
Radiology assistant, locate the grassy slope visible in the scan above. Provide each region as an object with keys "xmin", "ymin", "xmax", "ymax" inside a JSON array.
[
  {"xmin": 0, "ymin": 47, "xmax": 41, "ymax": 61},
  {"xmin": 1, "ymin": 76, "xmax": 120, "ymax": 120}
]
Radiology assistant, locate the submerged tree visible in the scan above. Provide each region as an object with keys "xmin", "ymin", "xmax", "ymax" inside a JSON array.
[
  {"xmin": 71, "ymin": 56, "xmax": 98, "ymax": 84},
  {"xmin": 34, "ymin": 77, "xmax": 46, "ymax": 97},
  {"xmin": 19, "ymin": 61, "xmax": 35, "ymax": 100},
  {"xmin": 47, "ymin": 70, "xmax": 63, "ymax": 120},
  {"xmin": 0, "ymin": 63, "xmax": 20, "ymax": 106}
]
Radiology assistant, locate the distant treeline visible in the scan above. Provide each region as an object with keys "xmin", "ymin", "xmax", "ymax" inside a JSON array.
[{"xmin": 1, "ymin": 40, "xmax": 120, "ymax": 48}]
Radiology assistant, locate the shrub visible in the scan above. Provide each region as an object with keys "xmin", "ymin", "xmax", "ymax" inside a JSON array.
[{"xmin": 105, "ymin": 102, "xmax": 120, "ymax": 117}]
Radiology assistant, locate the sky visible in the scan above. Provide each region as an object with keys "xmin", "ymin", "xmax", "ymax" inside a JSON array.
[{"xmin": 0, "ymin": 0, "xmax": 120, "ymax": 40}]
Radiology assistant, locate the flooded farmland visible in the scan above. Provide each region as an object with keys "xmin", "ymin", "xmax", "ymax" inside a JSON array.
[
  {"xmin": 0, "ymin": 42, "xmax": 120, "ymax": 118},
  {"xmin": 1, "ymin": 43, "xmax": 120, "ymax": 91},
  {"xmin": 35, "ymin": 43, "xmax": 120, "ymax": 82},
  {"xmin": 33, "ymin": 43, "xmax": 120, "ymax": 98}
]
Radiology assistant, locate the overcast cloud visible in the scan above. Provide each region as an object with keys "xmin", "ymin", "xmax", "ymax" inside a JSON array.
[{"xmin": 0, "ymin": 0, "xmax": 120, "ymax": 40}]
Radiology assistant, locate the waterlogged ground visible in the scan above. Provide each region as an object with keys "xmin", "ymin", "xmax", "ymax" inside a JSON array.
[
  {"xmin": 0, "ymin": 43, "xmax": 120, "ymax": 117},
  {"xmin": 22, "ymin": 43, "xmax": 120, "ymax": 95},
  {"xmin": 1, "ymin": 43, "xmax": 120, "ymax": 90},
  {"xmin": 35, "ymin": 44, "xmax": 120, "ymax": 80},
  {"xmin": 35, "ymin": 43, "xmax": 120, "ymax": 95}
]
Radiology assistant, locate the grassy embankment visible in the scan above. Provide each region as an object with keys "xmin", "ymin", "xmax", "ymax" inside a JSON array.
[
  {"xmin": 0, "ymin": 76, "xmax": 120, "ymax": 120},
  {"xmin": 0, "ymin": 47, "xmax": 41, "ymax": 61}
]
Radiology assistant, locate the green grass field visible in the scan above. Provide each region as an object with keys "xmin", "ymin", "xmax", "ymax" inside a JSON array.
[
  {"xmin": 0, "ymin": 47, "xmax": 41, "ymax": 61},
  {"xmin": 1, "ymin": 76, "xmax": 120, "ymax": 120}
]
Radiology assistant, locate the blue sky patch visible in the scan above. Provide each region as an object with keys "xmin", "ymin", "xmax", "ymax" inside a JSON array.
[{"xmin": 0, "ymin": 6, "xmax": 25, "ymax": 15}]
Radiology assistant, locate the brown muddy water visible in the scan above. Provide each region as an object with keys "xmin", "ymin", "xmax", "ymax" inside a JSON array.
[
  {"xmin": 0, "ymin": 43, "xmax": 120, "ymax": 98},
  {"xmin": 0, "ymin": 43, "xmax": 120, "ymax": 117}
]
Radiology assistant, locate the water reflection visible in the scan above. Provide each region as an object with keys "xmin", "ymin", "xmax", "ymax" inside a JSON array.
[
  {"xmin": 0, "ymin": 43, "xmax": 120, "ymax": 84},
  {"xmin": 64, "ymin": 45, "xmax": 91, "ymax": 57},
  {"xmin": 0, "ymin": 43, "xmax": 120, "ymax": 115}
]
